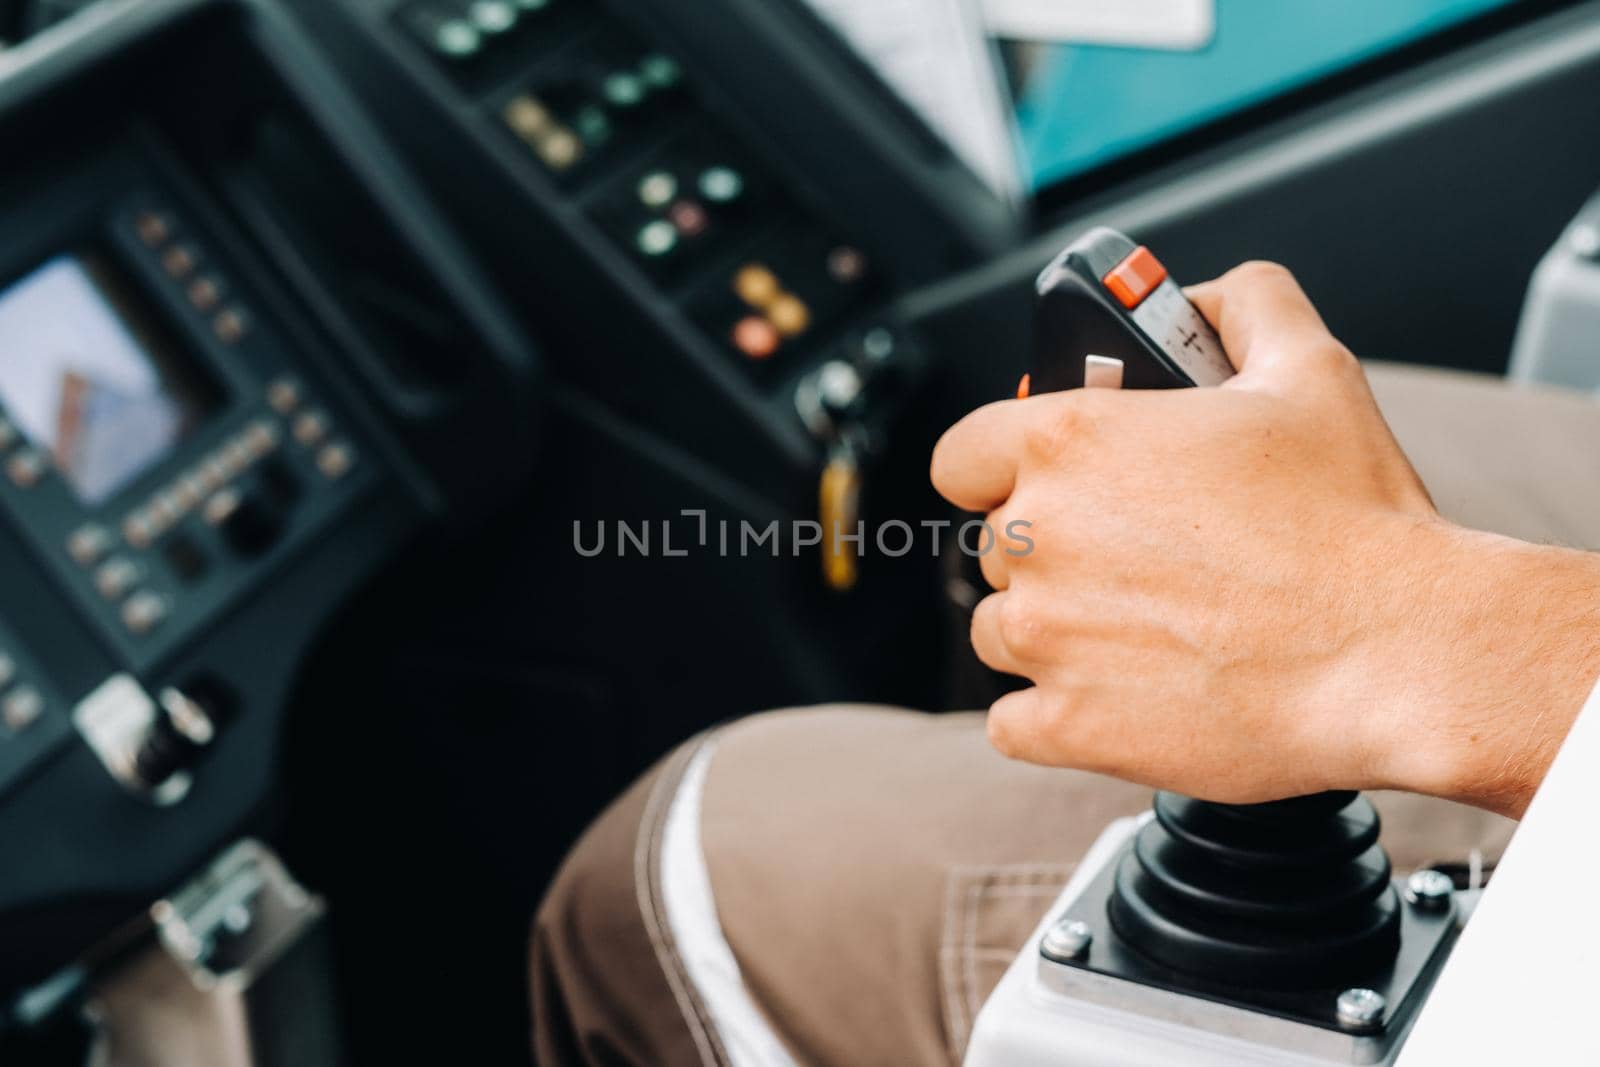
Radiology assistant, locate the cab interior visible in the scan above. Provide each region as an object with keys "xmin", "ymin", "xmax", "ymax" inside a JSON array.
[{"xmin": 0, "ymin": 0, "xmax": 1597, "ymax": 1062}]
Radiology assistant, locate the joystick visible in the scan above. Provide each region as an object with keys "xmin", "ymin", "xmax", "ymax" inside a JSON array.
[{"xmin": 983, "ymin": 229, "xmax": 1463, "ymax": 1064}]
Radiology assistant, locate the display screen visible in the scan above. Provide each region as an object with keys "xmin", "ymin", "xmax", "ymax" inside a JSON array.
[{"xmin": 0, "ymin": 253, "xmax": 219, "ymax": 505}]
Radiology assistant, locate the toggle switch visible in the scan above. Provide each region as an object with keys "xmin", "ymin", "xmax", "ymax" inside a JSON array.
[{"xmin": 1083, "ymin": 355, "xmax": 1125, "ymax": 390}]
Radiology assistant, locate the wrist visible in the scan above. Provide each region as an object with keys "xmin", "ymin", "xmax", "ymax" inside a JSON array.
[{"xmin": 1374, "ymin": 520, "xmax": 1600, "ymax": 817}]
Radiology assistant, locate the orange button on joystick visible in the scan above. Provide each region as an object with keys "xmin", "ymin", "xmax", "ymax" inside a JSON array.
[{"xmin": 1102, "ymin": 246, "xmax": 1168, "ymax": 310}]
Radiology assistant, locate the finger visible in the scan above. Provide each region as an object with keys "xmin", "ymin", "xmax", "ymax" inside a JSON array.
[
  {"xmin": 932, "ymin": 393, "xmax": 1088, "ymax": 513},
  {"xmin": 970, "ymin": 592, "xmax": 1026, "ymax": 675},
  {"xmin": 986, "ymin": 685, "xmax": 1065, "ymax": 765},
  {"xmin": 930, "ymin": 398, "xmax": 1030, "ymax": 511},
  {"xmin": 1185, "ymin": 262, "xmax": 1350, "ymax": 386}
]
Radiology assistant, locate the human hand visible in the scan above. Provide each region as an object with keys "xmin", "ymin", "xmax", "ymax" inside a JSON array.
[{"xmin": 931, "ymin": 261, "xmax": 1600, "ymax": 816}]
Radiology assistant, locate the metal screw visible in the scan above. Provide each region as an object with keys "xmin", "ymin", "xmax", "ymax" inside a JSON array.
[
  {"xmin": 1335, "ymin": 988, "xmax": 1386, "ymax": 1032},
  {"xmin": 1405, "ymin": 868, "xmax": 1454, "ymax": 912},
  {"xmin": 1040, "ymin": 918, "xmax": 1094, "ymax": 962}
]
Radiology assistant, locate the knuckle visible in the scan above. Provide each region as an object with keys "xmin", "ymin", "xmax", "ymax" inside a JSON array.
[
  {"xmin": 1307, "ymin": 341, "xmax": 1360, "ymax": 378},
  {"xmin": 1020, "ymin": 402, "xmax": 1086, "ymax": 466},
  {"xmin": 997, "ymin": 592, "xmax": 1050, "ymax": 660}
]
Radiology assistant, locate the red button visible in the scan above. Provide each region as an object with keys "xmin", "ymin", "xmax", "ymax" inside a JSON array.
[
  {"xmin": 1102, "ymin": 246, "xmax": 1168, "ymax": 310},
  {"xmin": 732, "ymin": 316, "xmax": 780, "ymax": 360}
]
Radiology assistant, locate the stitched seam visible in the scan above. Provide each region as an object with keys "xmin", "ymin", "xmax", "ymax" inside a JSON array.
[
  {"xmin": 938, "ymin": 869, "xmax": 969, "ymax": 1066},
  {"xmin": 634, "ymin": 736, "xmax": 728, "ymax": 1067},
  {"xmin": 963, "ymin": 881, "xmax": 984, "ymax": 1022}
]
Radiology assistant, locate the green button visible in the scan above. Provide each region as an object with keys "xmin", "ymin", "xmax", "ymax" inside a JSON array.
[
  {"xmin": 433, "ymin": 20, "xmax": 482, "ymax": 58},
  {"xmin": 637, "ymin": 220, "xmax": 678, "ymax": 257},
  {"xmin": 698, "ymin": 166, "xmax": 744, "ymax": 204},
  {"xmin": 573, "ymin": 105, "xmax": 612, "ymax": 146},
  {"xmin": 469, "ymin": 1, "xmax": 517, "ymax": 34},
  {"xmin": 640, "ymin": 53, "xmax": 682, "ymax": 90},
  {"xmin": 603, "ymin": 73, "xmax": 646, "ymax": 108}
]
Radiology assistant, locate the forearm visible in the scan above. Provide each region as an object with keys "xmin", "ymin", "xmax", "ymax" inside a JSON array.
[{"xmin": 1376, "ymin": 520, "xmax": 1600, "ymax": 818}]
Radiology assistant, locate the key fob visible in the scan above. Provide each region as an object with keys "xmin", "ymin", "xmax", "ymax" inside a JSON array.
[{"xmin": 1029, "ymin": 227, "xmax": 1233, "ymax": 394}]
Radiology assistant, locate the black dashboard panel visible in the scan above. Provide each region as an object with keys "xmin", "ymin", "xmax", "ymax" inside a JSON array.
[
  {"xmin": 0, "ymin": 0, "xmax": 536, "ymax": 993},
  {"xmin": 283, "ymin": 0, "xmax": 1018, "ymax": 506}
]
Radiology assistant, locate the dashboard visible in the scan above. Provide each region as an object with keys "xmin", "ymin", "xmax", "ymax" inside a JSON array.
[
  {"xmin": 2, "ymin": 0, "xmax": 1600, "ymax": 1059},
  {"xmin": 0, "ymin": 0, "xmax": 535, "ymax": 994},
  {"xmin": 0, "ymin": 0, "xmax": 1013, "ymax": 1010}
]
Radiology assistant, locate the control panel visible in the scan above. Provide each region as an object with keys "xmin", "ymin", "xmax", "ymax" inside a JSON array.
[
  {"xmin": 0, "ymin": 144, "xmax": 376, "ymax": 678},
  {"xmin": 0, "ymin": 617, "xmax": 72, "ymax": 801},
  {"xmin": 388, "ymin": 0, "xmax": 882, "ymax": 379},
  {"xmin": 0, "ymin": 0, "xmax": 536, "ymax": 1000}
]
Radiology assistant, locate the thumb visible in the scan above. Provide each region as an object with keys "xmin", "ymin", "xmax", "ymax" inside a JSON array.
[{"xmin": 1185, "ymin": 261, "xmax": 1351, "ymax": 389}]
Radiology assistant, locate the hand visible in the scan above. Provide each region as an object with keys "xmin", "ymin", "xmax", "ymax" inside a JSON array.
[{"xmin": 931, "ymin": 261, "xmax": 1600, "ymax": 817}]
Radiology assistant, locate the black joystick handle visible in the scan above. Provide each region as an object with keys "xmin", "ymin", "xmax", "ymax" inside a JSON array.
[
  {"xmin": 1028, "ymin": 229, "xmax": 1403, "ymax": 990},
  {"xmin": 1109, "ymin": 791, "xmax": 1401, "ymax": 986}
]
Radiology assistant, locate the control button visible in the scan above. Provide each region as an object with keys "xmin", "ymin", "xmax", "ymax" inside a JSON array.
[
  {"xmin": 202, "ymin": 487, "xmax": 242, "ymax": 528},
  {"xmin": 213, "ymin": 308, "xmax": 249, "ymax": 344},
  {"xmin": 161, "ymin": 245, "xmax": 198, "ymax": 279},
  {"xmin": 2, "ymin": 686, "xmax": 42, "ymax": 732},
  {"xmin": 152, "ymin": 488, "xmax": 190, "ymax": 528},
  {"xmin": 316, "ymin": 442, "xmax": 356, "ymax": 480},
  {"xmin": 767, "ymin": 294, "xmax": 811, "ymax": 338},
  {"xmin": 291, "ymin": 411, "xmax": 329, "ymax": 447},
  {"xmin": 859, "ymin": 326, "xmax": 897, "ymax": 363},
  {"xmin": 0, "ymin": 416, "xmax": 17, "ymax": 451},
  {"xmin": 187, "ymin": 276, "xmax": 223, "ymax": 312},
  {"xmin": 197, "ymin": 459, "xmax": 229, "ymax": 495},
  {"xmin": 734, "ymin": 264, "xmax": 779, "ymax": 307},
  {"xmin": 571, "ymin": 105, "xmax": 612, "ymax": 148},
  {"xmin": 668, "ymin": 200, "xmax": 709, "ymax": 239},
  {"xmin": 637, "ymin": 171, "xmax": 677, "ymax": 208},
  {"xmin": 244, "ymin": 420, "xmax": 282, "ymax": 460},
  {"xmin": 122, "ymin": 511, "xmax": 157, "ymax": 550},
  {"xmin": 827, "ymin": 245, "xmax": 868, "ymax": 285},
  {"xmin": 67, "ymin": 524, "xmax": 113, "ymax": 566},
  {"xmin": 224, "ymin": 436, "xmax": 256, "ymax": 474},
  {"xmin": 0, "ymin": 652, "xmax": 14, "ymax": 689},
  {"xmin": 504, "ymin": 95, "xmax": 553, "ymax": 140},
  {"xmin": 121, "ymin": 592, "xmax": 169, "ymax": 636},
  {"xmin": 536, "ymin": 128, "xmax": 583, "ymax": 171},
  {"xmin": 182, "ymin": 469, "xmax": 214, "ymax": 501},
  {"xmin": 732, "ymin": 316, "xmax": 780, "ymax": 361},
  {"xmin": 698, "ymin": 166, "xmax": 744, "ymax": 204},
  {"xmin": 413, "ymin": 12, "xmax": 482, "ymax": 60},
  {"xmin": 602, "ymin": 71, "xmax": 646, "ymax": 109},
  {"xmin": 1083, "ymin": 355, "xmax": 1126, "ymax": 390},
  {"xmin": 216, "ymin": 442, "xmax": 249, "ymax": 481},
  {"xmin": 135, "ymin": 211, "xmax": 171, "ymax": 247},
  {"xmin": 6, "ymin": 449, "xmax": 45, "ymax": 488},
  {"xmin": 467, "ymin": 0, "xmax": 517, "ymax": 34},
  {"xmin": 639, "ymin": 53, "xmax": 682, "ymax": 91},
  {"xmin": 170, "ymin": 478, "xmax": 202, "ymax": 514},
  {"xmin": 636, "ymin": 220, "xmax": 678, "ymax": 258},
  {"xmin": 267, "ymin": 378, "xmax": 301, "ymax": 414},
  {"xmin": 95, "ymin": 557, "xmax": 142, "ymax": 601},
  {"xmin": 1102, "ymin": 246, "xmax": 1168, "ymax": 310}
]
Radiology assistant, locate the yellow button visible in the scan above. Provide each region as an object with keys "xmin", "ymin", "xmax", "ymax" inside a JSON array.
[
  {"xmin": 734, "ymin": 264, "xmax": 780, "ymax": 308},
  {"xmin": 767, "ymin": 294, "xmax": 811, "ymax": 338}
]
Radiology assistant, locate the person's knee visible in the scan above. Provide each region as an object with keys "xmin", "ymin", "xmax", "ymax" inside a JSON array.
[{"xmin": 530, "ymin": 735, "xmax": 713, "ymax": 1067}]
